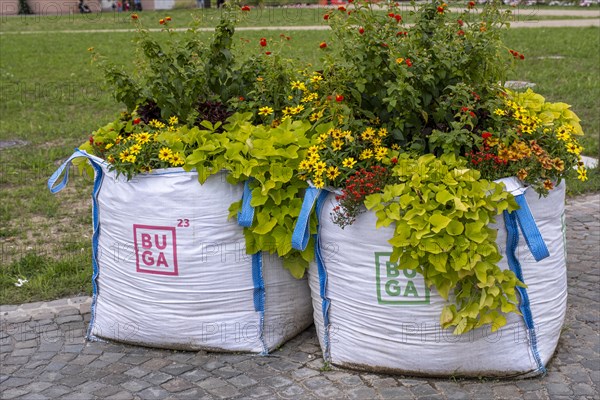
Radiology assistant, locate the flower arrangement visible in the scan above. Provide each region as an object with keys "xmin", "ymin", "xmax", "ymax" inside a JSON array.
[{"xmin": 78, "ymin": 0, "xmax": 588, "ymax": 335}]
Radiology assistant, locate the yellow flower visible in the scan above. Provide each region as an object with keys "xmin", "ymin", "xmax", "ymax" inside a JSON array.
[
  {"xmin": 360, "ymin": 149, "xmax": 374, "ymax": 160},
  {"xmin": 149, "ymin": 119, "xmax": 166, "ymax": 129},
  {"xmin": 136, "ymin": 133, "xmax": 151, "ymax": 144},
  {"xmin": 282, "ymin": 107, "xmax": 293, "ymax": 116},
  {"xmin": 168, "ymin": 116, "xmax": 179, "ymax": 126},
  {"xmin": 395, "ymin": 57, "xmax": 404, "ymax": 64},
  {"xmin": 310, "ymin": 110, "xmax": 324, "ymax": 122},
  {"xmin": 125, "ymin": 154, "xmax": 137, "ymax": 163},
  {"xmin": 301, "ymin": 93, "xmax": 319, "ymax": 103},
  {"xmin": 169, "ymin": 152, "xmax": 185, "ymax": 166},
  {"xmin": 308, "ymin": 152, "xmax": 320, "ymax": 164},
  {"xmin": 517, "ymin": 169, "xmax": 528, "ymax": 180},
  {"xmin": 326, "ymin": 166, "xmax": 340, "ymax": 180},
  {"xmin": 258, "ymin": 106, "xmax": 274, "ymax": 116},
  {"xmin": 553, "ymin": 158, "xmax": 565, "ymax": 172},
  {"xmin": 317, "ymin": 133, "xmax": 329, "ymax": 144},
  {"xmin": 391, "ymin": 144, "xmax": 400, "ymax": 150},
  {"xmin": 299, "ymin": 159, "xmax": 312, "ymax": 171},
  {"xmin": 310, "ymin": 74, "xmax": 323, "ymax": 83},
  {"xmin": 494, "ymin": 109, "xmax": 506, "ymax": 116},
  {"xmin": 566, "ymin": 142, "xmax": 581, "ymax": 155},
  {"xmin": 119, "ymin": 150, "xmax": 130, "ymax": 162},
  {"xmin": 377, "ymin": 128, "xmax": 388, "ymax": 138},
  {"xmin": 371, "ymin": 138, "xmax": 382, "ymax": 147},
  {"xmin": 342, "ymin": 157, "xmax": 357, "ymax": 168},
  {"xmin": 361, "ymin": 127, "xmax": 376, "ymax": 141},
  {"xmin": 291, "ymin": 81, "xmax": 307, "ymax": 91},
  {"xmin": 308, "ymin": 145, "xmax": 320, "ymax": 155},
  {"xmin": 332, "ymin": 140, "xmax": 344, "ymax": 151},
  {"xmin": 556, "ymin": 126, "xmax": 571, "ymax": 141},
  {"xmin": 158, "ymin": 147, "xmax": 173, "ymax": 161},
  {"xmin": 257, "ymin": 77, "xmax": 264, "ymax": 82},
  {"xmin": 105, "ymin": 143, "xmax": 113, "ymax": 150},
  {"xmin": 313, "ymin": 176, "xmax": 325, "ymax": 189},
  {"xmin": 314, "ymin": 161, "xmax": 327, "ymax": 176},
  {"xmin": 374, "ymin": 146, "xmax": 388, "ymax": 161},
  {"xmin": 291, "ymin": 105, "xmax": 305, "ymax": 115},
  {"xmin": 577, "ymin": 166, "xmax": 588, "ymax": 182},
  {"xmin": 129, "ymin": 144, "xmax": 142, "ymax": 155}
]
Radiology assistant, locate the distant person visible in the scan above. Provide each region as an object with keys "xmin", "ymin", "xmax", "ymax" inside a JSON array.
[
  {"xmin": 134, "ymin": 0, "xmax": 142, "ymax": 11},
  {"xmin": 196, "ymin": 0, "xmax": 204, "ymax": 8},
  {"xmin": 217, "ymin": 0, "xmax": 224, "ymax": 7},
  {"xmin": 124, "ymin": 0, "xmax": 130, "ymax": 11},
  {"xmin": 78, "ymin": 0, "xmax": 92, "ymax": 13},
  {"xmin": 117, "ymin": 0, "xmax": 122, "ymax": 12}
]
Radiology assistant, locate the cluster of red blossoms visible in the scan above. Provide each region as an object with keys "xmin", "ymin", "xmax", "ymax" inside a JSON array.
[
  {"xmin": 158, "ymin": 16, "xmax": 171, "ymax": 25},
  {"xmin": 466, "ymin": 132, "xmax": 507, "ymax": 167},
  {"xmin": 331, "ymin": 165, "xmax": 392, "ymax": 228},
  {"xmin": 509, "ymin": 49, "xmax": 525, "ymax": 60},
  {"xmin": 387, "ymin": 12, "xmax": 403, "ymax": 22}
]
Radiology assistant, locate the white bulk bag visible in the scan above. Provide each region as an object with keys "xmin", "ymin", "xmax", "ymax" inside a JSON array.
[
  {"xmin": 49, "ymin": 150, "xmax": 313, "ymax": 353},
  {"xmin": 292, "ymin": 179, "xmax": 566, "ymax": 377}
]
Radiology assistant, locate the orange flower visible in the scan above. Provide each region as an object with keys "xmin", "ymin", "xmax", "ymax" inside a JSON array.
[
  {"xmin": 543, "ymin": 180, "xmax": 554, "ymax": 191},
  {"xmin": 319, "ymin": 42, "xmax": 327, "ymax": 49},
  {"xmin": 517, "ymin": 169, "xmax": 528, "ymax": 181}
]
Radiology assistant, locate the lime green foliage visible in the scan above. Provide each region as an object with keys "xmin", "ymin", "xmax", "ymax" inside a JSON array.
[
  {"xmin": 365, "ymin": 154, "xmax": 523, "ymax": 334},
  {"xmin": 182, "ymin": 113, "xmax": 315, "ymax": 278}
]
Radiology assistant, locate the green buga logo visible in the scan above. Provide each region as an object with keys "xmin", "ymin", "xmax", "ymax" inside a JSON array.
[{"xmin": 375, "ymin": 252, "xmax": 430, "ymax": 305}]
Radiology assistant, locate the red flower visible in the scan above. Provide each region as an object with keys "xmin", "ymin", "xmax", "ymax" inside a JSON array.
[
  {"xmin": 165, "ymin": 16, "xmax": 171, "ymax": 21},
  {"xmin": 461, "ymin": 107, "xmax": 470, "ymax": 113},
  {"xmin": 265, "ymin": 51, "xmax": 271, "ymax": 55},
  {"xmin": 469, "ymin": 111, "xmax": 476, "ymax": 118},
  {"xmin": 391, "ymin": 157, "xmax": 398, "ymax": 164},
  {"xmin": 338, "ymin": 6, "xmax": 346, "ymax": 11},
  {"xmin": 335, "ymin": 94, "xmax": 344, "ymax": 102},
  {"xmin": 259, "ymin": 38, "xmax": 267, "ymax": 47},
  {"xmin": 323, "ymin": 14, "xmax": 329, "ymax": 20},
  {"xmin": 159, "ymin": 19, "xmax": 165, "ymax": 25},
  {"xmin": 320, "ymin": 42, "xmax": 327, "ymax": 49},
  {"xmin": 468, "ymin": 1, "xmax": 476, "ymax": 9},
  {"xmin": 437, "ymin": 6, "xmax": 445, "ymax": 13},
  {"xmin": 241, "ymin": 5, "xmax": 250, "ymax": 11},
  {"xmin": 457, "ymin": 19, "xmax": 464, "ymax": 26},
  {"xmin": 388, "ymin": 12, "xmax": 395, "ymax": 18},
  {"xmin": 359, "ymin": 27, "xmax": 365, "ymax": 34},
  {"xmin": 239, "ymin": 96, "xmax": 245, "ymax": 101},
  {"xmin": 89, "ymin": 136, "xmax": 94, "ymax": 144},
  {"xmin": 395, "ymin": 14, "xmax": 402, "ymax": 22},
  {"xmin": 381, "ymin": 42, "xmax": 388, "ymax": 48},
  {"xmin": 133, "ymin": 118, "xmax": 141, "ymax": 125},
  {"xmin": 405, "ymin": 58, "xmax": 412, "ymax": 67},
  {"xmin": 131, "ymin": 13, "xmax": 138, "ymax": 20},
  {"xmin": 519, "ymin": 54, "xmax": 525, "ymax": 60},
  {"xmin": 482, "ymin": 132, "xmax": 492, "ymax": 139},
  {"xmin": 348, "ymin": 0, "xmax": 353, "ymax": 3},
  {"xmin": 457, "ymin": 30, "xmax": 465, "ymax": 36}
]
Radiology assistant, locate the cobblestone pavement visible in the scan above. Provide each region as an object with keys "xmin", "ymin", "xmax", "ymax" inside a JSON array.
[{"xmin": 1, "ymin": 192, "xmax": 599, "ymax": 400}]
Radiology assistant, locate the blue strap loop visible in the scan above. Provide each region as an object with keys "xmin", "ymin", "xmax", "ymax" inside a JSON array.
[
  {"xmin": 513, "ymin": 194, "xmax": 550, "ymax": 261},
  {"xmin": 504, "ymin": 209, "xmax": 546, "ymax": 374},
  {"xmin": 251, "ymin": 252, "xmax": 268, "ymax": 355},
  {"xmin": 291, "ymin": 187, "xmax": 327, "ymax": 251},
  {"xmin": 238, "ymin": 180, "xmax": 255, "ymax": 228},
  {"xmin": 47, "ymin": 149, "xmax": 94, "ymax": 194}
]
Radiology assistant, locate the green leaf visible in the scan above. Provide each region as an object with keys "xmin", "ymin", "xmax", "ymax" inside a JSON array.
[
  {"xmin": 429, "ymin": 214, "xmax": 452, "ymax": 233},
  {"xmin": 435, "ymin": 190, "xmax": 454, "ymax": 205},
  {"xmin": 253, "ymin": 212, "xmax": 278, "ymax": 235}
]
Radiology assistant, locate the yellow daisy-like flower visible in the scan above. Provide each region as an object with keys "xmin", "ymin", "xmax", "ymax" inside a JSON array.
[
  {"xmin": 360, "ymin": 149, "xmax": 374, "ymax": 160},
  {"xmin": 290, "ymin": 81, "xmax": 307, "ymax": 91},
  {"xmin": 310, "ymin": 111, "xmax": 323, "ymax": 122},
  {"xmin": 308, "ymin": 145, "xmax": 320, "ymax": 155},
  {"xmin": 395, "ymin": 57, "xmax": 404, "ymax": 64},
  {"xmin": 377, "ymin": 128, "xmax": 388, "ymax": 138},
  {"xmin": 158, "ymin": 147, "xmax": 173, "ymax": 161},
  {"xmin": 553, "ymin": 158, "xmax": 565, "ymax": 172},
  {"xmin": 105, "ymin": 143, "xmax": 114, "ymax": 150},
  {"xmin": 291, "ymin": 105, "xmax": 305, "ymax": 115},
  {"xmin": 556, "ymin": 127, "xmax": 571, "ymax": 141},
  {"xmin": 282, "ymin": 107, "xmax": 293, "ymax": 116},
  {"xmin": 107, "ymin": 155, "xmax": 115, "ymax": 164},
  {"xmin": 115, "ymin": 135, "xmax": 124, "ymax": 144},
  {"xmin": 577, "ymin": 166, "xmax": 588, "ymax": 182},
  {"xmin": 317, "ymin": 133, "xmax": 329, "ymax": 144},
  {"xmin": 307, "ymin": 152, "xmax": 320, "ymax": 164},
  {"xmin": 371, "ymin": 138, "xmax": 382, "ymax": 147},
  {"xmin": 342, "ymin": 157, "xmax": 356, "ymax": 168},
  {"xmin": 149, "ymin": 119, "xmax": 166, "ymax": 129},
  {"xmin": 258, "ymin": 106, "xmax": 274, "ymax": 116},
  {"xmin": 494, "ymin": 109, "xmax": 506, "ymax": 116},
  {"xmin": 257, "ymin": 77, "xmax": 264, "ymax": 82},
  {"xmin": 168, "ymin": 125, "xmax": 176, "ymax": 132},
  {"xmin": 301, "ymin": 93, "xmax": 319, "ymax": 103},
  {"xmin": 310, "ymin": 74, "xmax": 323, "ymax": 83},
  {"xmin": 391, "ymin": 144, "xmax": 400, "ymax": 150},
  {"xmin": 129, "ymin": 144, "xmax": 142, "ymax": 155},
  {"xmin": 281, "ymin": 115, "xmax": 292, "ymax": 122},
  {"xmin": 169, "ymin": 152, "xmax": 185, "ymax": 166},
  {"xmin": 136, "ymin": 133, "xmax": 151, "ymax": 144},
  {"xmin": 331, "ymin": 129, "xmax": 343, "ymax": 139},
  {"xmin": 326, "ymin": 166, "xmax": 340, "ymax": 180},
  {"xmin": 361, "ymin": 127, "xmax": 376, "ymax": 141},
  {"xmin": 169, "ymin": 116, "xmax": 179, "ymax": 126},
  {"xmin": 374, "ymin": 146, "xmax": 388, "ymax": 161},
  {"xmin": 332, "ymin": 140, "xmax": 344, "ymax": 151},
  {"xmin": 314, "ymin": 161, "xmax": 327, "ymax": 176},
  {"xmin": 299, "ymin": 159, "xmax": 312, "ymax": 172},
  {"xmin": 566, "ymin": 142, "xmax": 581, "ymax": 155},
  {"xmin": 313, "ymin": 176, "xmax": 325, "ymax": 189},
  {"xmin": 119, "ymin": 150, "xmax": 130, "ymax": 162},
  {"xmin": 125, "ymin": 154, "xmax": 136, "ymax": 163}
]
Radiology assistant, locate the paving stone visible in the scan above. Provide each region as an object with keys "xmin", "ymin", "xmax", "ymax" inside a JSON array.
[
  {"xmin": 227, "ymin": 374, "xmax": 257, "ymax": 388},
  {"xmin": 180, "ymin": 368, "xmax": 210, "ymax": 382},
  {"xmin": 137, "ymin": 386, "xmax": 171, "ymax": 400},
  {"xmin": 169, "ymin": 387, "xmax": 209, "ymax": 399},
  {"xmin": 125, "ymin": 366, "xmax": 151, "ymax": 378},
  {"xmin": 279, "ymin": 384, "xmax": 306, "ymax": 398},
  {"xmin": 197, "ymin": 377, "xmax": 228, "ymax": 390},
  {"xmin": 204, "ymin": 383, "xmax": 241, "ymax": 399},
  {"xmin": 347, "ymin": 386, "xmax": 379, "ymax": 400},
  {"xmin": 106, "ymin": 390, "xmax": 135, "ymax": 400},
  {"xmin": 263, "ymin": 375, "xmax": 293, "ymax": 388},
  {"xmin": 380, "ymin": 386, "xmax": 416, "ymax": 399},
  {"xmin": 140, "ymin": 358, "xmax": 172, "ymax": 371},
  {"xmin": 0, "ymin": 388, "xmax": 29, "ymax": 399},
  {"xmin": 159, "ymin": 363, "xmax": 194, "ymax": 376},
  {"xmin": 40, "ymin": 384, "xmax": 72, "ymax": 397},
  {"xmin": 160, "ymin": 377, "xmax": 195, "ymax": 393},
  {"xmin": 144, "ymin": 371, "xmax": 175, "ymax": 385},
  {"xmin": 292, "ymin": 367, "xmax": 320, "ymax": 380},
  {"xmin": 120, "ymin": 378, "xmax": 153, "ymax": 393}
]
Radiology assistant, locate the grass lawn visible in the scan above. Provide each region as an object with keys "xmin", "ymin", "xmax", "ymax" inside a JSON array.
[{"xmin": 0, "ymin": 20, "xmax": 598, "ymax": 304}]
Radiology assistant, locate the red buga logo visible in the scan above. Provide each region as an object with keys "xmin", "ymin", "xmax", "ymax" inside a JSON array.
[{"xmin": 133, "ymin": 225, "xmax": 178, "ymax": 276}]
